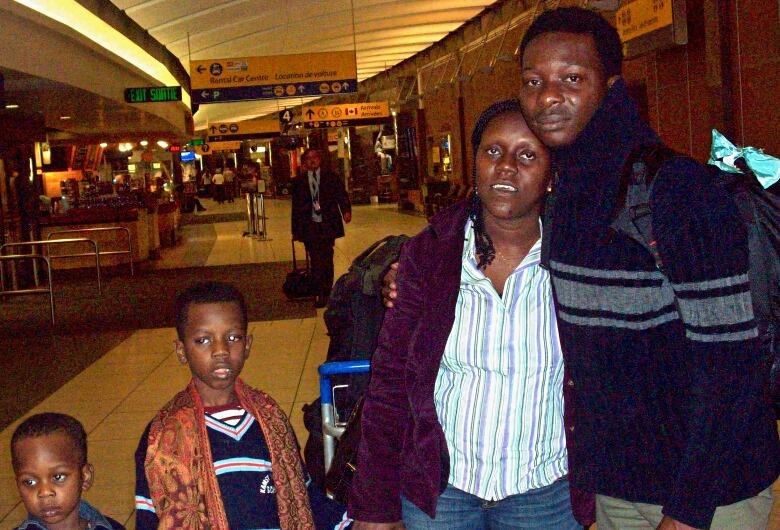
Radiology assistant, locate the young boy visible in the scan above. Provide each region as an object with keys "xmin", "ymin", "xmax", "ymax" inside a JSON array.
[
  {"xmin": 11, "ymin": 413, "xmax": 125, "ymax": 530},
  {"xmin": 134, "ymin": 281, "xmax": 351, "ymax": 529}
]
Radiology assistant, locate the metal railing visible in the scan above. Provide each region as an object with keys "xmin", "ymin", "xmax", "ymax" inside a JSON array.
[
  {"xmin": 0, "ymin": 238, "xmax": 101, "ymax": 292},
  {"xmin": 0, "ymin": 254, "xmax": 55, "ymax": 323},
  {"xmin": 47, "ymin": 226, "xmax": 134, "ymax": 276}
]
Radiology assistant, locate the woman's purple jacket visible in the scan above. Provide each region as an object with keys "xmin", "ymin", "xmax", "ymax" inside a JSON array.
[{"xmin": 347, "ymin": 201, "xmax": 595, "ymax": 525}]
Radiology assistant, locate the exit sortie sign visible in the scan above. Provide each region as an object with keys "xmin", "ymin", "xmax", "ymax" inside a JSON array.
[{"xmin": 124, "ymin": 86, "xmax": 182, "ymax": 103}]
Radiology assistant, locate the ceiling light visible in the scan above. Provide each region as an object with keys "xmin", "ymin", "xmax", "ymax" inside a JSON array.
[
  {"xmin": 140, "ymin": 140, "xmax": 149, "ymax": 147},
  {"xmin": 156, "ymin": 140, "xmax": 169, "ymax": 149},
  {"xmin": 99, "ymin": 142, "xmax": 108, "ymax": 148},
  {"xmin": 5, "ymin": 104, "xmax": 19, "ymax": 109},
  {"xmin": 60, "ymin": 116, "xmax": 71, "ymax": 120}
]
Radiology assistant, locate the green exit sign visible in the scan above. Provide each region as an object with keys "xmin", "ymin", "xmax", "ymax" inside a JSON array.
[
  {"xmin": 189, "ymin": 138, "xmax": 204, "ymax": 146},
  {"xmin": 124, "ymin": 86, "xmax": 182, "ymax": 103}
]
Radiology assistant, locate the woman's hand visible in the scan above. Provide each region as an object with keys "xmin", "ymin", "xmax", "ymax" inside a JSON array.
[
  {"xmin": 352, "ymin": 521, "xmax": 406, "ymax": 530},
  {"xmin": 381, "ymin": 262, "xmax": 399, "ymax": 308},
  {"xmin": 656, "ymin": 516, "xmax": 700, "ymax": 530}
]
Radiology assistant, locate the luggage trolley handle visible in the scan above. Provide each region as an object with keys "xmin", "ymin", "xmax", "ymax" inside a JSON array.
[{"xmin": 318, "ymin": 360, "xmax": 371, "ymax": 473}]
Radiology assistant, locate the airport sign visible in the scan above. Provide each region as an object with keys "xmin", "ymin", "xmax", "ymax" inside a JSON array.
[
  {"xmin": 302, "ymin": 101, "xmax": 391, "ymax": 128},
  {"xmin": 190, "ymin": 51, "xmax": 357, "ymax": 104},
  {"xmin": 207, "ymin": 117, "xmax": 280, "ymax": 141},
  {"xmin": 124, "ymin": 86, "xmax": 182, "ymax": 103}
]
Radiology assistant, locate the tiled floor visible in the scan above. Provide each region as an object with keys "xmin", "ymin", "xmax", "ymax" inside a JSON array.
[
  {"xmin": 0, "ymin": 198, "xmax": 427, "ymax": 528},
  {"xmin": 2, "ymin": 198, "xmax": 778, "ymax": 529}
]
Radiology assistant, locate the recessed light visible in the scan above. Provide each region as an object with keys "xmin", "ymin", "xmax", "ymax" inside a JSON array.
[
  {"xmin": 156, "ymin": 140, "xmax": 169, "ymax": 149},
  {"xmin": 99, "ymin": 142, "xmax": 108, "ymax": 148},
  {"xmin": 140, "ymin": 140, "xmax": 149, "ymax": 147},
  {"xmin": 60, "ymin": 116, "xmax": 72, "ymax": 120},
  {"xmin": 5, "ymin": 104, "xmax": 19, "ymax": 109}
]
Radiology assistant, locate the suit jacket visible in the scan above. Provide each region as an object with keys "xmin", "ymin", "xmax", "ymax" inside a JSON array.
[
  {"xmin": 291, "ymin": 167, "xmax": 351, "ymax": 242},
  {"xmin": 348, "ymin": 201, "xmax": 594, "ymax": 525}
]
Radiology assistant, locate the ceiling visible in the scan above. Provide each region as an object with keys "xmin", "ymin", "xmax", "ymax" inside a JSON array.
[
  {"xmin": 110, "ymin": 0, "xmax": 496, "ymax": 128},
  {"xmin": 0, "ymin": 67, "xmax": 184, "ymax": 145}
]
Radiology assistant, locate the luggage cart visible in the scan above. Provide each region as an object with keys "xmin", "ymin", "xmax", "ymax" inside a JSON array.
[{"xmin": 318, "ymin": 360, "xmax": 371, "ymax": 474}]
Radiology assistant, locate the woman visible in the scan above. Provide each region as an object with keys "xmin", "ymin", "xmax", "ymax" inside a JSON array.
[{"xmin": 348, "ymin": 100, "xmax": 580, "ymax": 529}]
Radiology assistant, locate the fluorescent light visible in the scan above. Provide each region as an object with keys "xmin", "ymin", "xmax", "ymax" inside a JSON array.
[
  {"xmin": 140, "ymin": 140, "xmax": 149, "ymax": 147},
  {"xmin": 13, "ymin": 0, "xmax": 190, "ymax": 108},
  {"xmin": 99, "ymin": 142, "xmax": 108, "ymax": 148},
  {"xmin": 60, "ymin": 116, "xmax": 71, "ymax": 120},
  {"xmin": 156, "ymin": 140, "xmax": 169, "ymax": 149},
  {"xmin": 5, "ymin": 104, "xmax": 19, "ymax": 109}
]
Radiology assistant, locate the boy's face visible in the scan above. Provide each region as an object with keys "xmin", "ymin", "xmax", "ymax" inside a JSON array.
[
  {"xmin": 176, "ymin": 301, "xmax": 252, "ymax": 407},
  {"xmin": 13, "ymin": 432, "xmax": 92, "ymax": 530}
]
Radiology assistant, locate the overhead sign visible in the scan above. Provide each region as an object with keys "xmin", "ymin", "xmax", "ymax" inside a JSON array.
[
  {"xmin": 279, "ymin": 109, "xmax": 294, "ymax": 126},
  {"xmin": 190, "ymin": 51, "xmax": 357, "ymax": 104},
  {"xmin": 615, "ymin": 0, "xmax": 686, "ymax": 58},
  {"xmin": 208, "ymin": 141, "xmax": 242, "ymax": 152},
  {"xmin": 207, "ymin": 117, "xmax": 280, "ymax": 141},
  {"xmin": 302, "ymin": 101, "xmax": 391, "ymax": 128},
  {"xmin": 124, "ymin": 86, "xmax": 182, "ymax": 103},
  {"xmin": 193, "ymin": 141, "xmax": 241, "ymax": 155},
  {"xmin": 189, "ymin": 138, "xmax": 204, "ymax": 146}
]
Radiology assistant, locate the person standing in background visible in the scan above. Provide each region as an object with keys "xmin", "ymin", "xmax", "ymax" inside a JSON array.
[{"xmin": 291, "ymin": 148, "xmax": 351, "ymax": 308}]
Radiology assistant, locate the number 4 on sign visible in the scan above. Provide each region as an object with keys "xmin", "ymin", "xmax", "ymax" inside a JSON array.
[{"xmin": 279, "ymin": 109, "xmax": 293, "ymax": 125}]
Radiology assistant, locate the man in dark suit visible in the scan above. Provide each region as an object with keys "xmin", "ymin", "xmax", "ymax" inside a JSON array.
[{"xmin": 291, "ymin": 148, "xmax": 351, "ymax": 308}]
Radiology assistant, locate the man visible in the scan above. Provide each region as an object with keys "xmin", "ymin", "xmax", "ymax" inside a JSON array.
[
  {"xmin": 291, "ymin": 148, "xmax": 351, "ymax": 308},
  {"xmin": 517, "ymin": 7, "xmax": 780, "ymax": 530}
]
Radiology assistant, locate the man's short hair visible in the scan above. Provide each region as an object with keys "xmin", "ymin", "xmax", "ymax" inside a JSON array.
[
  {"xmin": 301, "ymin": 148, "xmax": 320, "ymax": 163},
  {"xmin": 11, "ymin": 413, "xmax": 88, "ymax": 469},
  {"xmin": 519, "ymin": 7, "xmax": 623, "ymax": 78},
  {"xmin": 174, "ymin": 281, "xmax": 248, "ymax": 339}
]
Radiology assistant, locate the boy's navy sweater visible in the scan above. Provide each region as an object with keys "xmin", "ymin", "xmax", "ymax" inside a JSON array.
[{"xmin": 544, "ymin": 79, "xmax": 780, "ymax": 529}]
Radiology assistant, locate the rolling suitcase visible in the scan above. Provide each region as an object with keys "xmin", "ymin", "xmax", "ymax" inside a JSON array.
[{"xmin": 283, "ymin": 239, "xmax": 317, "ymax": 299}]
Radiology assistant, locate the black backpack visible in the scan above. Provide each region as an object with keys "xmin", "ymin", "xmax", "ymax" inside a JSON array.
[
  {"xmin": 302, "ymin": 234, "xmax": 408, "ymax": 491},
  {"xmin": 610, "ymin": 144, "xmax": 780, "ymax": 411}
]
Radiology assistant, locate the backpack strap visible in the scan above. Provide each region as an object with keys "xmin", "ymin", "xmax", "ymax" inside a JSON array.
[{"xmin": 609, "ymin": 144, "xmax": 679, "ymax": 271}]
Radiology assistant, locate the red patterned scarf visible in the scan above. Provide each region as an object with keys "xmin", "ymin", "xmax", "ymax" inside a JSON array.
[{"xmin": 144, "ymin": 378, "xmax": 314, "ymax": 529}]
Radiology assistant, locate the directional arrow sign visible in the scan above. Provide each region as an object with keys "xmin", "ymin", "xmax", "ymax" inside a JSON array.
[
  {"xmin": 190, "ymin": 51, "xmax": 357, "ymax": 104},
  {"xmin": 207, "ymin": 117, "xmax": 280, "ymax": 141},
  {"xmin": 302, "ymin": 101, "xmax": 391, "ymax": 128}
]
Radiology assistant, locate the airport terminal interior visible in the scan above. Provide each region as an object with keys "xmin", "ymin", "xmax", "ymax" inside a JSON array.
[{"xmin": 0, "ymin": 0, "xmax": 778, "ymax": 528}]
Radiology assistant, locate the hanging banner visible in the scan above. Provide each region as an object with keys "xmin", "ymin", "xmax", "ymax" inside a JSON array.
[{"xmin": 190, "ymin": 51, "xmax": 357, "ymax": 104}]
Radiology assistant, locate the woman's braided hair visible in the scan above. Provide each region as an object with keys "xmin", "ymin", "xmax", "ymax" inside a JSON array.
[{"xmin": 467, "ymin": 98, "xmax": 525, "ymax": 270}]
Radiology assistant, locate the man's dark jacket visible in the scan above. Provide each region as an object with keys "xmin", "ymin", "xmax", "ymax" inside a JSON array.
[
  {"xmin": 348, "ymin": 201, "xmax": 594, "ymax": 526},
  {"xmin": 543, "ymin": 79, "xmax": 780, "ymax": 529},
  {"xmin": 291, "ymin": 167, "xmax": 351, "ymax": 242}
]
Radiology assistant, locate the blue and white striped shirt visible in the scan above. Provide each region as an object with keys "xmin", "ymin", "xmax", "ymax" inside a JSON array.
[{"xmin": 433, "ymin": 220, "xmax": 568, "ymax": 501}]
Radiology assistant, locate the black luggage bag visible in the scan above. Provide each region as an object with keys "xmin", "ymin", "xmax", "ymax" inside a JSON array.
[{"xmin": 283, "ymin": 239, "xmax": 317, "ymax": 299}]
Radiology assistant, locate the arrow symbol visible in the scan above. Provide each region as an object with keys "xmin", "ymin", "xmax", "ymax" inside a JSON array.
[
  {"xmin": 210, "ymin": 126, "xmax": 217, "ymax": 134},
  {"xmin": 201, "ymin": 90, "xmax": 210, "ymax": 99},
  {"xmin": 342, "ymin": 82, "xmax": 349, "ymax": 90},
  {"xmin": 305, "ymin": 109, "xmax": 315, "ymax": 119},
  {"xmin": 197, "ymin": 65, "xmax": 206, "ymax": 74},
  {"xmin": 298, "ymin": 85, "xmax": 305, "ymax": 93}
]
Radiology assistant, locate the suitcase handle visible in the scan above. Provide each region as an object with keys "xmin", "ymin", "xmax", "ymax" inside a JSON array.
[{"xmin": 291, "ymin": 239, "xmax": 310, "ymax": 272}]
